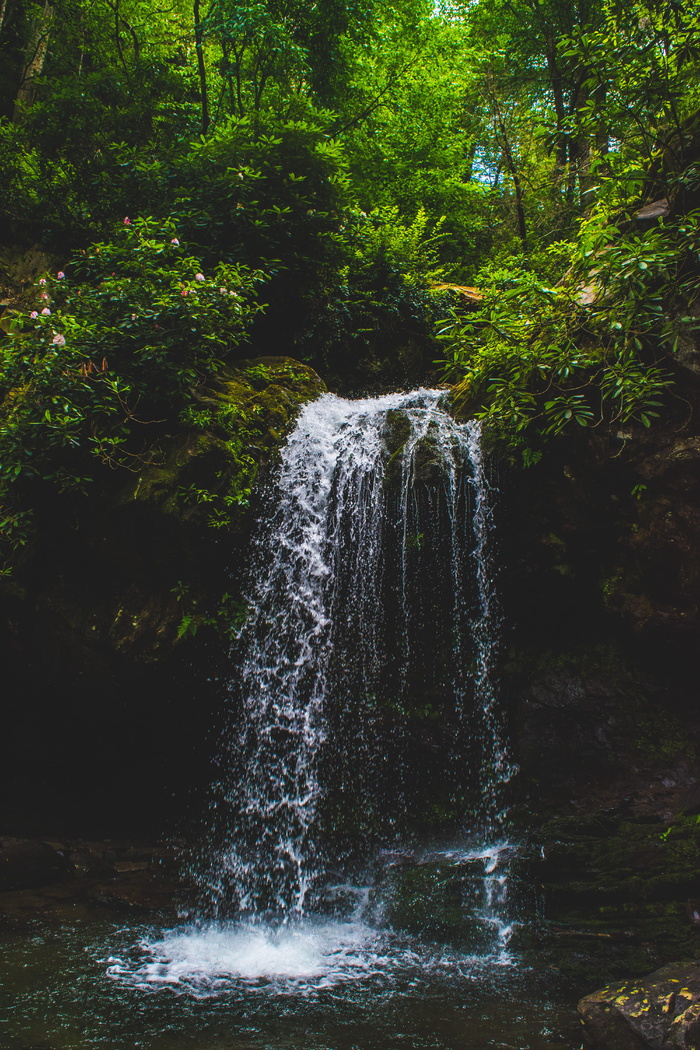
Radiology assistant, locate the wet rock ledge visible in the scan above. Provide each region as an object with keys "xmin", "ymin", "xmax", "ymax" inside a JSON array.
[
  {"xmin": 0, "ymin": 837, "xmax": 186, "ymax": 924},
  {"xmin": 579, "ymin": 960, "xmax": 700, "ymax": 1049}
]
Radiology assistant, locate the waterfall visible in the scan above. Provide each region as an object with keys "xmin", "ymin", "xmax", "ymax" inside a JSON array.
[{"xmin": 199, "ymin": 389, "xmax": 513, "ymax": 936}]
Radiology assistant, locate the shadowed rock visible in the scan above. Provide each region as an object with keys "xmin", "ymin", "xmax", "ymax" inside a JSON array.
[{"xmin": 0, "ymin": 840, "xmax": 69, "ymax": 891}]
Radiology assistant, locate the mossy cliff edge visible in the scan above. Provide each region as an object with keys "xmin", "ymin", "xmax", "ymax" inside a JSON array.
[{"xmin": 0, "ymin": 356, "xmax": 325, "ymax": 836}]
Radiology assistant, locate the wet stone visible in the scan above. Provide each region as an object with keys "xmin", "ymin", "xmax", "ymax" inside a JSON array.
[
  {"xmin": 579, "ymin": 959, "xmax": 700, "ymax": 1049},
  {"xmin": 0, "ymin": 840, "xmax": 69, "ymax": 891}
]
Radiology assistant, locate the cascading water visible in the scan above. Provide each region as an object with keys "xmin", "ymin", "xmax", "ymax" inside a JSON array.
[
  {"xmin": 198, "ymin": 391, "xmax": 514, "ymax": 933},
  {"xmin": 109, "ymin": 388, "xmax": 516, "ymax": 994}
]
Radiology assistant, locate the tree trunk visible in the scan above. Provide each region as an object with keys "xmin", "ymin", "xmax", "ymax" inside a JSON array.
[
  {"xmin": 193, "ymin": 0, "xmax": 209, "ymax": 136},
  {"xmin": 463, "ymin": 140, "xmax": 477, "ymax": 182},
  {"xmin": 565, "ymin": 68, "xmax": 591, "ymax": 207},
  {"xmin": 494, "ymin": 113, "xmax": 527, "ymax": 249},
  {"xmin": 544, "ymin": 34, "xmax": 568, "ymax": 172},
  {"xmin": 12, "ymin": 0, "xmax": 53, "ymax": 123}
]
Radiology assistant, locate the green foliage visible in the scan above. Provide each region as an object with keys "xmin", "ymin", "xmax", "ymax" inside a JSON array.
[
  {"xmin": 172, "ymin": 111, "xmax": 350, "ymax": 280},
  {"xmin": 204, "ymin": 0, "xmax": 309, "ymax": 116},
  {"xmin": 172, "ymin": 579, "xmax": 248, "ymax": 641},
  {"xmin": 440, "ymin": 193, "xmax": 700, "ymax": 439},
  {"xmin": 296, "ymin": 205, "xmax": 450, "ymax": 373},
  {"xmin": 343, "ymin": 206, "xmax": 448, "ymax": 286},
  {"xmin": 436, "ymin": 0, "xmax": 700, "ymax": 442},
  {"xmin": 0, "ymin": 217, "xmax": 261, "ymax": 568},
  {"xmin": 0, "ymin": 0, "xmax": 698, "ymax": 512},
  {"xmin": 560, "ymin": 0, "xmax": 700, "ymax": 192},
  {"xmin": 340, "ymin": 12, "xmax": 495, "ymax": 276}
]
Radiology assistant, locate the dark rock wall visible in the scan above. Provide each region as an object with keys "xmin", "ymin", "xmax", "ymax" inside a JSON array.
[
  {"xmin": 496, "ymin": 374, "xmax": 700, "ymax": 984},
  {"xmin": 0, "ymin": 358, "xmax": 326, "ymax": 838}
]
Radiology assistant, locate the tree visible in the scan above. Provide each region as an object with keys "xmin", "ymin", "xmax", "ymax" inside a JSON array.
[{"xmin": 12, "ymin": 0, "xmax": 53, "ymax": 123}]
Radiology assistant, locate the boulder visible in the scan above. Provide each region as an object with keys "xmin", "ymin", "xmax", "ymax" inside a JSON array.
[
  {"xmin": 0, "ymin": 840, "xmax": 69, "ymax": 891},
  {"xmin": 579, "ymin": 960, "xmax": 700, "ymax": 1049}
]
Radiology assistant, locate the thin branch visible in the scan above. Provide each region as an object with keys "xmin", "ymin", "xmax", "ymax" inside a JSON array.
[{"xmin": 333, "ymin": 56, "xmax": 418, "ymax": 136}]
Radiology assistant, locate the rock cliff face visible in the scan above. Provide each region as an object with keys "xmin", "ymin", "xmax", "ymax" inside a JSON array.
[{"xmin": 497, "ymin": 375, "xmax": 700, "ymax": 984}]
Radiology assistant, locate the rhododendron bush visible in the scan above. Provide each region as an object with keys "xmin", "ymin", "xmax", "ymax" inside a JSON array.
[{"xmin": 0, "ymin": 218, "xmax": 261, "ymax": 569}]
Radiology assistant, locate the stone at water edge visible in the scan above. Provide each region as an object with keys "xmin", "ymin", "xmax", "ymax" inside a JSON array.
[
  {"xmin": 0, "ymin": 840, "xmax": 70, "ymax": 891},
  {"xmin": 578, "ymin": 960, "xmax": 700, "ymax": 1049}
]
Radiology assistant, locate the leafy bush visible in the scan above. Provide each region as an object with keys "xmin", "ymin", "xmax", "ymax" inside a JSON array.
[
  {"xmin": 439, "ymin": 203, "xmax": 700, "ymax": 443},
  {"xmin": 297, "ymin": 205, "xmax": 449, "ymax": 375},
  {"xmin": 0, "ymin": 217, "xmax": 262, "ymax": 569}
]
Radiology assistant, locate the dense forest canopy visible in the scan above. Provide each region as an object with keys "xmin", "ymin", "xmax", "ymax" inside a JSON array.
[{"xmin": 0, "ymin": 0, "xmax": 699, "ymax": 569}]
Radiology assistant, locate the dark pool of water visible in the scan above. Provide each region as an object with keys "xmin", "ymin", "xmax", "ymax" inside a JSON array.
[{"xmin": 0, "ymin": 910, "xmax": 581, "ymax": 1050}]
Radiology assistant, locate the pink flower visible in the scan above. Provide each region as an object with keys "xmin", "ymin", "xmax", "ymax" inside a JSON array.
[
  {"xmin": 131, "ymin": 313, "xmax": 137, "ymax": 320},
  {"xmin": 123, "ymin": 216, "xmax": 132, "ymax": 225},
  {"xmin": 57, "ymin": 271, "xmax": 65, "ymax": 279},
  {"xmin": 181, "ymin": 289, "xmax": 190, "ymax": 296},
  {"xmin": 30, "ymin": 311, "xmax": 38, "ymax": 318},
  {"xmin": 195, "ymin": 273, "xmax": 205, "ymax": 282},
  {"xmin": 41, "ymin": 307, "xmax": 51, "ymax": 315},
  {"xmin": 41, "ymin": 292, "xmax": 49, "ymax": 300},
  {"xmin": 171, "ymin": 238, "xmax": 179, "ymax": 245},
  {"xmin": 52, "ymin": 333, "xmax": 66, "ymax": 347},
  {"xmin": 39, "ymin": 278, "xmax": 46, "ymax": 285}
]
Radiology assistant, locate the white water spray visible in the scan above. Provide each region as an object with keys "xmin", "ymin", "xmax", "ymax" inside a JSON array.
[{"xmin": 201, "ymin": 391, "xmax": 512, "ymax": 919}]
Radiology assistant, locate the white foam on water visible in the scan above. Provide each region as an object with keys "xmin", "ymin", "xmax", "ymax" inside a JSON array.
[
  {"xmin": 105, "ymin": 912, "xmax": 516, "ymax": 999},
  {"xmin": 107, "ymin": 919, "xmax": 411, "ymax": 996}
]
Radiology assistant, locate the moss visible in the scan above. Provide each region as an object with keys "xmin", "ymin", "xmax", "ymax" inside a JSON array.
[
  {"xmin": 382, "ymin": 862, "xmax": 496, "ymax": 950},
  {"xmin": 383, "ymin": 427, "xmax": 446, "ymax": 490},
  {"xmin": 0, "ymin": 355, "xmax": 325, "ymax": 672},
  {"xmin": 411, "ymin": 433, "xmax": 446, "ymax": 482},
  {"xmin": 520, "ymin": 811, "xmax": 700, "ymax": 986},
  {"xmin": 121, "ymin": 356, "xmax": 325, "ymax": 532},
  {"xmin": 447, "ymin": 376, "xmax": 479, "ymax": 422},
  {"xmin": 383, "ymin": 409, "xmax": 412, "ymax": 455}
]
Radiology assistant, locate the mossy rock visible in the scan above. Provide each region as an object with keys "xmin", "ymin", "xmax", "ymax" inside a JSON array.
[
  {"xmin": 121, "ymin": 356, "xmax": 325, "ymax": 531},
  {"xmin": 383, "ymin": 408, "xmax": 412, "ymax": 456},
  {"xmin": 512, "ymin": 813, "xmax": 700, "ymax": 985},
  {"xmin": 383, "ymin": 424, "xmax": 449, "ymax": 490},
  {"xmin": 411, "ymin": 432, "xmax": 447, "ymax": 483},
  {"xmin": 579, "ymin": 960, "xmax": 700, "ymax": 1050},
  {"xmin": 379, "ymin": 859, "xmax": 501, "ymax": 951}
]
